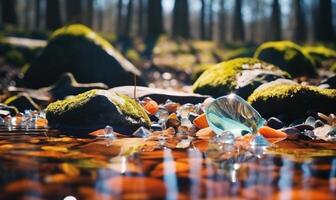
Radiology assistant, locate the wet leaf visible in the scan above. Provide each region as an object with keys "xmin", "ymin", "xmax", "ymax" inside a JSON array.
[{"xmin": 41, "ymin": 145, "xmax": 69, "ymax": 153}]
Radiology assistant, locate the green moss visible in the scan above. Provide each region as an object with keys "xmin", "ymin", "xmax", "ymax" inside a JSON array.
[
  {"xmin": 110, "ymin": 93, "xmax": 151, "ymax": 125},
  {"xmin": 192, "ymin": 57, "xmax": 288, "ymax": 97},
  {"xmin": 51, "ymin": 24, "xmax": 112, "ymax": 50},
  {"xmin": 45, "ymin": 90, "xmax": 150, "ymax": 133},
  {"xmin": 254, "ymin": 41, "xmax": 316, "ymax": 77},
  {"xmin": 248, "ymin": 84, "xmax": 336, "ymax": 118},
  {"xmin": 302, "ymin": 46, "xmax": 336, "ymax": 68}
]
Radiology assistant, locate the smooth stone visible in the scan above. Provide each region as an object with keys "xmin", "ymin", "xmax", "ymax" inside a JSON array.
[
  {"xmin": 266, "ymin": 117, "xmax": 284, "ymax": 129},
  {"xmin": 314, "ymin": 120, "xmax": 325, "ymax": 128},
  {"xmin": 293, "ymin": 124, "xmax": 314, "ymax": 131},
  {"xmin": 110, "ymin": 86, "xmax": 209, "ymax": 104},
  {"xmin": 281, "ymin": 127, "xmax": 301, "ymax": 140},
  {"xmin": 150, "ymin": 123, "xmax": 163, "ymax": 132},
  {"xmin": 301, "ymin": 130, "xmax": 316, "ymax": 140},
  {"xmin": 188, "ymin": 112, "xmax": 199, "ymax": 122},
  {"xmin": 314, "ymin": 125, "xmax": 334, "ymax": 141},
  {"xmin": 320, "ymin": 75, "xmax": 336, "ymax": 89},
  {"xmin": 326, "ymin": 128, "xmax": 336, "ymax": 140}
]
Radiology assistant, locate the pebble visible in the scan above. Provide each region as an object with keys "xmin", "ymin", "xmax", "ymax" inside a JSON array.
[
  {"xmin": 326, "ymin": 128, "xmax": 336, "ymax": 140},
  {"xmin": 293, "ymin": 124, "xmax": 314, "ymax": 131},
  {"xmin": 188, "ymin": 112, "xmax": 199, "ymax": 122},
  {"xmin": 266, "ymin": 117, "xmax": 284, "ymax": 129},
  {"xmin": 301, "ymin": 130, "xmax": 316, "ymax": 140},
  {"xmin": 314, "ymin": 120, "xmax": 324, "ymax": 128},
  {"xmin": 304, "ymin": 116, "xmax": 316, "ymax": 127},
  {"xmin": 281, "ymin": 127, "xmax": 301, "ymax": 140},
  {"xmin": 150, "ymin": 123, "xmax": 163, "ymax": 131}
]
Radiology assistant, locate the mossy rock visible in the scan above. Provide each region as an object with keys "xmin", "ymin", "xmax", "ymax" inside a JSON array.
[
  {"xmin": 46, "ymin": 89, "xmax": 150, "ymax": 134},
  {"xmin": 192, "ymin": 57, "xmax": 290, "ymax": 98},
  {"xmin": 4, "ymin": 93, "xmax": 40, "ymax": 112},
  {"xmin": 248, "ymin": 84, "xmax": 336, "ymax": 119},
  {"xmin": 331, "ymin": 62, "xmax": 336, "ymax": 73},
  {"xmin": 302, "ymin": 46, "xmax": 336, "ymax": 68},
  {"xmin": 254, "ymin": 41, "xmax": 317, "ymax": 77},
  {"xmin": 23, "ymin": 24, "xmax": 146, "ymax": 89}
]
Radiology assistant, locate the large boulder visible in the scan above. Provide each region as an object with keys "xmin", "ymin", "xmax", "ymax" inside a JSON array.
[
  {"xmin": 192, "ymin": 57, "xmax": 290, "ymax": 98},
  {"xmin": 254, "ymin": 41, "xmax": 317, "ymax": 77},
  {"xmin": 248, "ymin": 84, "xmax": 336, "ymax": 119},
  {"xmin": 46, "ymin": 89, "xmax": 151, "ymax": 134},
  {"xmin": 23, "ymin": 24, "xmax": 146, "ymax": 89}
]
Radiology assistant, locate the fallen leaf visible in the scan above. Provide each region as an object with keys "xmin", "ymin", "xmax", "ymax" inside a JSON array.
[
  {"xmin": 60, "ymin": 163, "xmax": 80, "ymax": 177},
  {"xmin": 42, "ymin": 146, "xmax": 69, "ymax": 153}
]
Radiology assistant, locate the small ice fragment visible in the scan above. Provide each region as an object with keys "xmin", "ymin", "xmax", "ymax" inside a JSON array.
[
  {"xmin": 103, "ymin": 125, "xmax": 117, "ymax": 139},
  {"xmin": 155, "ymin": 106, "xmax": 169, "ymax": 121},
  {"xmin": 180, "ymin": 117, "xmax": 192, "ymax": 128},
  {"xmin": 250, "ymin": 134, "xmax": 269, "ymax": 147},
  {"xmin": 133, "ymin": 126, "xmax": 152, "ymax": 138}
]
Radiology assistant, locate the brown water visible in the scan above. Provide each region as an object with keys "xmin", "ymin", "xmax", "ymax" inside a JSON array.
[{"xmin": 0, "ymin": 129, "xmax": 336, "ymax": 200}]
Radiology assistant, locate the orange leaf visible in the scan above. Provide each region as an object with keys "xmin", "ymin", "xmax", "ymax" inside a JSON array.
[
  {"xmin": 193, "ymin": 113, "xmax": 209, "ymax": 129},
  {"xmin": 258, "ymin": 126, "xmax": 287, "ymax": 138}
]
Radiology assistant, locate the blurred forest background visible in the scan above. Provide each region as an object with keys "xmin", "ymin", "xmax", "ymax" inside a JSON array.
[{"xmin": 0, "ymin": 0, "xmax": 335, "ymax": 43}]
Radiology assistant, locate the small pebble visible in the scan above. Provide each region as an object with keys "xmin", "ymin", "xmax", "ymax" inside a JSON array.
[
  {"xmin": 293, "ymin": 124, "xmax": 314, "ymax": 131},
  {"xmin": 188, "ymin": 112, "xmax": 199, "ymax": 122},
  {"xmin": 266, "ymin": 117, "xmax": 284, "ymax": 129},
  {"xmin": 304, "ymin": 116, "xmax": 316, "ymax": 127},
  {"xmin": 314, "ymin": 120, "xmax": 324, "ymax": 128},
  {"xmin": 151, "ymin": 123, "xmax": 163, "ymax": 131},
  {"xmin": 301, "ymin": 130, "xmax": 316, "ymax": 140},
  {"xmin": 281, "ymin": 127, "xmax": 300, "ymax": 140}
]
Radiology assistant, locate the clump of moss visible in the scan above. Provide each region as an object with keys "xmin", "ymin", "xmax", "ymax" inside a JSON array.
[
  {"xmin": 46, "ymin": 90, "xmax": 150, "ymax": 134},
  {"xmin": 248, "ymin": 84, "xmax": 336, "ymax": 118},
  {"xmin": 192, "ymin": 57, "xmax": 289, "ymax": 98},
  {"xmin": 302, "ymin": 45, "xmax": 336, "ymax": 68},
  {"xmin": 254, "ymin": 41, "xmax": 317, "ymax": 77}
]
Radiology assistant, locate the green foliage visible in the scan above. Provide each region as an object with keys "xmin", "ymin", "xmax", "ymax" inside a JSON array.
[{"xmin": 254, "ymin": 41, "xmax": 317, "ymax": 77}]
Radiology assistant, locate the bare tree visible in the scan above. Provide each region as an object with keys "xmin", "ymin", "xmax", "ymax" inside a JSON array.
[
  {"xmin": 315, "ymin": 0, "xmax": 334, "ymax": 42},
  {"xmin": 35, "ymin": 0, "xmax": 41, "ymax": 30},
  {"xmin": 1, "ymin": 0, "xmax": 17, "ymax": 26},
  {"xmin": 218, "ymin": 0, "xmax": 226, "ymax": 43},
  {"xmin": 207, "ymin": 0, "xmax": 214, "ymax": 40},
  {"xmin": 147, "ymin": 0, "xmax": 163, "ymax": 38},
  {"xmin": 200, "ymin": 0, "xmax": 206, "ymax": 40},
  {"xmin": 137, "ymin": 0, "xmax": 145, "ymax": 36},
  {"xmin": 46, "ymin": 0, "xmax": 62, "ymax": 30},
  {"xmin": 172, "ymin": 0, "xmax": 190, "ymax": 38},
  {"xmin": 66, "ymin": 0, "xmax": 82, "ymax": 23},
  {"xmin": 124, "ymin": 0, "xmax": 133, "ymax": 36},
  {"xmin": 84, "ymin": 0, "xmax": 94, "ymax": 27},
  {"xmin": 270, "ymin": 0, "xmax": 282, "ymax": 40},
  {"xmin": 117, "ymin": 0, "xmax": 123, "ymax": 35},
  {"xmin": 292, "ymin": 0, "xmax": 306, "ymax": 42},
  {"xmin": 232, "ymin": 0, "xmax": 244, "ymax": 41}
]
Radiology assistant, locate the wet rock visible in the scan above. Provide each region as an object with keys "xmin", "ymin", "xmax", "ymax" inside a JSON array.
[
  {"xmin": 314, "ymin": 125, "xmax": 334, "ymax": 141},
  {"xmin": 0, "ymin": 104, "xmax": 18, "ymax": 117},
  {"xmin": 192, "ymin": 57, "xmax": 289, "ymax": 98},
  {"xmin": 281, "ymin": 127, "xmax": 300, "ymax": 140},
  {"xmin": 254, "ymin": 41, "xmax": 317, "ymax": 77},
  {"xmin": 314, "ymin": 120, "xmax": 324, "ymax": 128},
  {"xmin": 4, "ymin": 93, "xmax": 40, "ymax": 112},
  {"xmin": 46, "ymin": 89, "xmax": 151, "ymax": 134},
  {"xmin": 23, "ymin": 24, "xmax": 146, "ymax": 89},
  {"xmin": 248, "ymin": 84, "xmax": 336, "ymax": 119},
  {"xmin": 150, "ymin": 123, "xmax": 163, "ymax": 131},
  {"xmin": 266, "ymin": 117, "xmax": 284, "ymax": 129},
  {"xmin": 293, "ymin": 124, "xmax": 314, "ymax": 131},
  {"xmin": 110, "ymin": 86, "xmax": 209, "ymax": 104},
  {"xmin": 302, "ymin": 130, "xmax": 316, "ymax": 140}
]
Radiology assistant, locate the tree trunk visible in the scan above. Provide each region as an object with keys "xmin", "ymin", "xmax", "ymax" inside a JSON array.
[
  {"xmin": 1, "ymin": 0, "xmax": 17, "ymax": 26},
  {"xmin": 172, "ymin": 0, "xmax": 190, "ymax": 38},
  {"xmin": 218, "ymin": 0, "xmax": 226, "ymax": 43},
  {"xmin": 207, "ymin": 0, "xmax": 214, "ymax": 40},
  {"xmin": 200, "ymin": 0, "xmax": 205, "ymax": 40},
  {"xmin": 85, "ymin": 0, "xmax": 94, "ymax": 27},
  {"xmin": 137, "ymin": 0, "xmax": 144, "ymax": 36},
  {"xmin": 35, "ymin": 0, "xmax": 40, "ymax": 30},
  {"xmin": 117, "ymin": 0, "xmax": 123, "ymax": 35},
  {"xmin": 124, "ymin": 0, "xmax": 133, "ymax": 36},
  {"xmin": 66, "ymin": 0, "xmax": 82, "ymax": 23},
  {"xmin": 232, "ymin": 0, "xmax": 244, "ymax": 41},
  {"xmin": 292, "ymin": 0, "xmax": 306, "ymax": 42},
  {"xmin": 46, "ymin": 0, "xmax": 62, "ymax": 30},
  {"xmin": 315, "ymin": 0, "xmax": 334, "ymax": 42},
  {"xmin": 270, "ymin": 0, "xmax": 282, "ymax": 40},
  {"xmin": 147, "ymin": 0, "xmax": 163, "ymax": 38}
]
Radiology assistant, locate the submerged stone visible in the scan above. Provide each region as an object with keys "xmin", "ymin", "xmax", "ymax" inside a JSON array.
[
  {"xmin": 248, "ymin": 84, "xmax": 336, "ymax": 119},
  {"xmin": 205, "ymin": 93, "xmax": 266, "ymax": 137},
  {"xmin": 254, "ymin": 41, "xmax": 317, "ymax": 77},
  {"xmin": 45, "ymin": 89, "xmax": 151, "ymax": 134},
  {"xmin": 192, "ymin": 57, "xmax": 289, "ymax": 98},
  {"xmin": 23, "ymin": 24, "xmax": 145, "ymax": 89}
]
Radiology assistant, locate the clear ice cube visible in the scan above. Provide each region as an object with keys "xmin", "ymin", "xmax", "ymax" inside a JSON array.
[{"xmin": 205, "ymin": 93, "xmax": 265, "ymax": 137}]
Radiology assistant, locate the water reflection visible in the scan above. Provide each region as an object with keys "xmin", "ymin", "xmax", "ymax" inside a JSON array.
[{"xmin": 0, "ymin": 131, "xmax": 336, "ymax": 199}]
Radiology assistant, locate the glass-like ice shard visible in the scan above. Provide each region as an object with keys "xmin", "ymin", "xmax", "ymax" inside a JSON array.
[
  {"xmin": 132, "ymin": 126, "xmax": 152, "ymax": 138},
  {"xmin": 205, "ymin": 93, "xmax": 265, "ymax": 137},
  {"xmin": 250, "ymin": 134, "xmax": 269, "ymax": 147}
]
